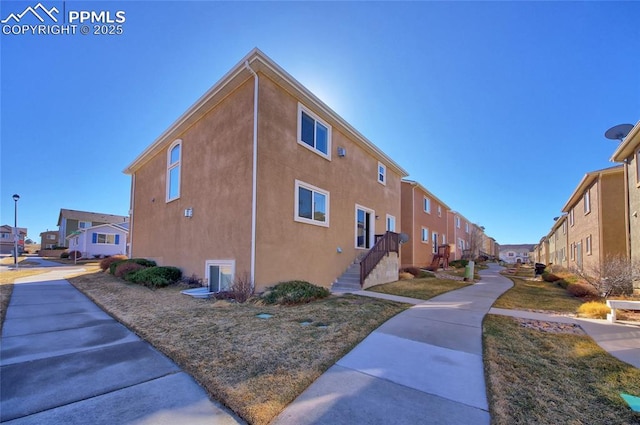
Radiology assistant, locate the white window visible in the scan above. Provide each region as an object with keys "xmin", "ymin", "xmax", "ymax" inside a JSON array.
[
  {"xmin": 386, "ymin": 214, "xmax": 396, "ymax": 232},
  {"xmin": 93, "ymin": 233, "xmax": 118, "ymax": 245},
  {"xmin": 456, "ymin": 216, "xmax": 461, "ymax": 228},
  {"xmin": 78, "ymin": 221, "xmax": 92, "ymax": 229},
  {"xmin": 465, "ymin": 222, "xmax": 470, "ymax": 233},
  {"xmin": 421, "ymin": 227, "xmax": 429, "ymax": 243},
  {"xmin": 437, "ymin": 205, "xmax": 442, "ymax": 217},
  {"xmin": 636, "ymin": 149, "xmax": 640, "ymax": 184},
  {"xmin": 458, "ymin": 238, "xmax": 465, "ymax": 251},
  {"xmin": 569, "ymin": 209, "xmax": 574, "ymax": 226},
  {"xmin": 586, "ymin": 235, "xmax": 592, "ymax": 255},
  {"xmin": 47, "ymin": 234, "xmax": 56, "ymax": 240},
  {"xmin": 205, "ymin": 260, "xmax": 235, "ymax": 293},
  {"xmin": 167, "ymin": 140, "xmax": 182, "ymax": 202},
  {"xmin": 298, "ymin": 104, "xmax": 331, "ymax": 159},
  {"xmin": 562, "ymin": 221, "xmax": 567, "ymax": 234},
  {"xmin": 432, "ymin": 232, "xmax": 438, "ymax": 253},
  {"xmin": 1, "ymin": 233, "xmax": 10, "ymax": 239},
  {"xmin": 583, "ymin": 190, "xmax": 591, "ymax": 214},
  {"xmin": 377, "ymin": 162, "xmax": 386, "ymax": 185},
  {"xmin": 570, "ymin": 243, "xmax": 575, "ymax": 260},
  {"xmin": 442, "ymin": 234, "xmax": 446, "ymax": 244},
  {"xmin": 423, "ymin": 197, "xmax": 431, "ymax": 213},
  {"xmin": 295, "ymin": 180, "xmax": 329, "ymax": 227}
]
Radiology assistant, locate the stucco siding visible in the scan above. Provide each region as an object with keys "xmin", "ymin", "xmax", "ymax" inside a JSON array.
[
  {"xmin": 254, "ymin": 75, "xmax": 402, "ymax": 289},
  {"xmin": 130, "ymin": 79, "xmax": 255, "ymax": 280},
  {"xmin": 630, "ymin": 156, "xmax": 640, "ymax": 268},
  {"xmin": 600, "ymin": 172, "xmax": 626, "ymax": 262}
]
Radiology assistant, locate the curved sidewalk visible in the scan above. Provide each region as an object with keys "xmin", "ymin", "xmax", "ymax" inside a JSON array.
[
  {"xmin": 0, "ymin": 269, "xmax": 243, "ymax": 424},
  {"xmin": 272, "ymin": 262, "xmax": 513, "ymax": 425}
]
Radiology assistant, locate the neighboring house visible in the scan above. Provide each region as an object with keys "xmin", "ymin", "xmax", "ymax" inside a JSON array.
[
  {"xmin": 447, "ymin": 211, "xmax": 473, "ymax": 261},
  {"xmin": 58, "ymin": 209, "xmax": 128, "ymax": 247},
  {"xmin": 499, "ymin": 244, "xmax": 535, "ymax": 264},
  {"xmin": 482, "ymin": 235, "xmax": 499, "ymax": 260},
  {"xmin": 0, "ymin": 225, "xmax": 27, "ymax": 255},
  {"xmin": 610, "ymin": 120, "xmax": 640, "ymax": 294},
  {"xmin": 66, "ymin": 223, "xmax": 129, "ymax": 258},
  {"xmin": 400, "ymin": 180, "xmax": 451, "ymax": 268},
  {"xmin": 39, "ymin": 230, "xmax": 59, "ymax": 249},
  {"xmin": 123, "ymin": 48, "xmax": 408, "ymax": 292},
  {"xmin": 547, "ymin": 215, "xmax": 568, "ymax": 269},
  {"xmin": 561, "ymin": 165, "xmax": 626, "ymax": 275}
]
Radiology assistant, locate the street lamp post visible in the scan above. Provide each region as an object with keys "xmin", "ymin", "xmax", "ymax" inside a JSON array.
[{"xmin": 12, "ymin": 194, "xmax": 20, "ymax": 268}]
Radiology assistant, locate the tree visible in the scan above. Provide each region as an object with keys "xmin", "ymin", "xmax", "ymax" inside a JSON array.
[{"xmin": 579, "ymin": 254, "xmax": 638, "ymax": 297}]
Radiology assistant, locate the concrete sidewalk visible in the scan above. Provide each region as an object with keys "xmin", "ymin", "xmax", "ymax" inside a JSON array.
[
  {"xmin": 1, "ymin": 271, "xmax": 243, "ymax": 424},
  {"xmin": 272, "ymin": 262, "xmax": 513, "ymax": 425},
  {"xmin": 490, "ymin": 307, "xmax": 640, "ymax": 368}
]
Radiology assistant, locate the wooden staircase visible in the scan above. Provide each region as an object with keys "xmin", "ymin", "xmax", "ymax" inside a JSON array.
[{"xmin": 427, "ymin": 244, "xmax": 450, "ymax": 271}]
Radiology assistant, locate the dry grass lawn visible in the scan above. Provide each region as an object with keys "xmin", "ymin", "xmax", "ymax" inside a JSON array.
[
  {"xmin": 68, "ymin": 271, "xmax": 408, "ymax": 425},
  {"xmin": 494, "ymin": 276, "xmax": 583, "ymax": 313},
  {"xmin": 484, "ymin": 315, "xmax": 640, "ymax": 424},
  {"xmin": 367, "ymin": 276, "xmax": 469, "ymax": 300}
]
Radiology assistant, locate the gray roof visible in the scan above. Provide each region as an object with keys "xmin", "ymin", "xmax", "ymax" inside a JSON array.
[
  {"xmin": 57, "ymin": 209, "xmax": 128, "ymax": 226},
  {"xmin": 499, "ymin": 244, "xmax": 535, "ymax": 252}
]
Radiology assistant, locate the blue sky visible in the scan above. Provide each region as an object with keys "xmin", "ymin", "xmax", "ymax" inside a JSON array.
[{"xmin": 1, "ymin": 1, "xmax": 639, "ymax": 245}]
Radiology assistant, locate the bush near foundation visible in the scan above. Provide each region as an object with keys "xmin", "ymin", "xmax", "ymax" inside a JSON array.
[
  {"xmin": 109, "ymin": 258, "xmax": 157, "ymax": 275},
  {"xmin": 114, "ymin": 262, "xmax": 146, "ymax": 279},
  {"xmin": 449, "ymin": 260, "xmax": 468, "ymax": 269},
  {"xmin": 541, "ymin": 272, "xmax": 561, "ymax": 282},
  {"xmin": 99, "ymin": 255, "xmax": 128, "ymax": 271},
  {"xmin": 567, "ymin": 282, "xmax": 599, "ymax": 299},
  {"xmin": 127, "ymin": 266, "xmax": 182, "ymax": 288},
  {"xmin": 261, "ymin": 280, "xmax": 329, "ymax": 305}
]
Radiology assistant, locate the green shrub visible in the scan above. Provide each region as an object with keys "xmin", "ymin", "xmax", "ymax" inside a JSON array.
[
  {"xmin": 556, "ymin": 279, "xmax": 570, "ymax": 289},
  {"xmin": 100, "ymin": 254, "xmax": 128, "ymax": 271},
  {"xmin": 60, "ymin": 251, "xmax": 70, "ymax": 259},
  {"xmin": 261, "ymin": 280, "xmax": 330, "ymax": 305},
  {"xmin": 109, "ymin": 258, "xmax": 156, "ymax": 275},
  {"xmin": 115, "ymin": 262, "xmax": 146, "ymax": 279},
  {"xmin": 449, "ymin": 260, "xmax": 468, "ymax": 269},
  {"xmin": 127, "ymin": 266, "xmax": 182, "ymax": 288}
]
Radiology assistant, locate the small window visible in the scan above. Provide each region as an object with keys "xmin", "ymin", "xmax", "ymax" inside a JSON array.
[
  {"xmin": 167, "ymin": 140, "xmax": 182, "ymax": 202},
  {"xmin": 377, "ymin": 162, "xmax": 386, "ymax": 185},
  {"xmin": 421, "ymin": 227, "xmax": 429, "ymax": 243},
  {"xmin": 432, "ymin": 232, "xmax": 438, "ymax": 253},
  {"xmin": 295, "ymin": 180, "xmax": 329, "ymax": 227},
  {"xmin": 386, "ymin": 214, "xmax": 396, "ymax": 232},
  {"xmin": 586, "ymin": 235, "xmax": 592, "ymax": 255},
  {"xmin": 583, "ymin": 190, "xmax": 591, "ymax": 214},
  {"xmin": 456, "ymin": 216, "xmax": 461, "ymax": 228},
  {"xmin": 423, "ymin": 197, "xmax": 431, "ymax": 213},
  {"xmin": 92, "ymin": 233, "xmax": 119, "ymax": 245},
  {"xmin": 47, "ymin": 234, "xmax": 56, "ymax": 240},
  {"xmin": 442, "ymin": 234, "xmax": 446, "ymax": 244},
  {"xmin": 569, "ymin": 209, "xmax": 575, "ymax": 226},
  {"xmin": 570, "ymin": 243, "xmax": 575, "ymax": 260},
  {"xmin": 298, "ymin": 104, "xmax": 331, "ymax": 158},
  {"xmin": 78, "ymin": 221, "xmax": 91, "ymax": 229},
  {"xmin": 465, "ymin": 222, "xmax": 470, "ymax": 233},
  {"xmin": 206, "ymin": 260, "xmax": 235, "ymax": 293},
  {"xmin": 562, "ymin": 221, "xmax": 567, "ymax": 234},
  {"xmin": 437, "ymin": 205, "xmax": 442, "ymax": 217}
]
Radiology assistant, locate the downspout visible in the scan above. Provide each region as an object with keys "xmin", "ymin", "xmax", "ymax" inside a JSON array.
[
  {"xmin": 411, "ymin": 184, "xmax": 415, "ymax": 266},
  {"xmin": 245, "ymin": 61, "xmax": 258, "ymax": 288},
  {"xmin": 623, "ymin": 159, "xmax": 631, "ymax": 259}
]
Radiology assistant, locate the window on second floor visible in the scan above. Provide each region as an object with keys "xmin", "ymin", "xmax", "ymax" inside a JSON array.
[
  {"xmin": 167, "ymin": 140, "xmax": 182, "ymax": 202},
  {"xmin": 423, "ymin": 197, "xmax": 431, "ymax": 213},
  {"xmin": 78, "ymin": 221, "xmax": 92, "ymax": 229},
  {"xmin": 378, "ymin": 162, "xmax": 386, "ymax": 185},
  {"xmin": 583, "ymin": 189, "xmax": 591, "ymax": 214},
  {"xmin": 456, "ymin": 216, "xmax": 461, "ymax": 228},
  {"xmin": 298, "ymin": 104, "xmax": 330, "ymax": 158},
  {"xmin": 465, "ymin": 222, "xmax": 470, "ymax": 233},
  {"xmin": 569, "ymin": 209, "xmax": 575, "ymax": 226},
  {"xmin": 437, "ymin": 205, "xmax": 442, "ymax": 217}
]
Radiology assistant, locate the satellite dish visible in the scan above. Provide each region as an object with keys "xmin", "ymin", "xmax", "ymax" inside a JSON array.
[
  {"xmin": 399, "ymin": 233, "xmax": 409, "ymax": 244},
  {"xmin": 605, "ymin": 124, "xmax": 634, "ymax": 141}
]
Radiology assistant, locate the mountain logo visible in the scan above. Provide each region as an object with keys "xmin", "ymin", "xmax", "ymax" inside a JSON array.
[{"xmin": 1, "ymin": 3, "xmax": 59, "ymax": 24}]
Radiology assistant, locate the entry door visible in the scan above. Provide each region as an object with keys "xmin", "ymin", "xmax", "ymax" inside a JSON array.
[
  {"xmin": 206, "ymin": 260, "xmax": 234, "ymax": 293},
  {"xmin": 356, "ymin": 206, "xmax": 374, "ymax": 249}
]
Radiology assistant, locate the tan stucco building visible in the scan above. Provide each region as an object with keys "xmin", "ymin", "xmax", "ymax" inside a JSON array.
[
  {"xmin": 124, "ymin": 49, "xmax": 408, "ymax": 292},
  {"xmin": 547, "ymin": 215, "xmax": 568, "ymax": 269},
  {"xmin": 561, "ymin": 166, "xmax": 626, "ymax": 275},
  {"xmin": 610, "ymin": 120, "xmax": 640, "ymax": 294},
  {"xmin": 400, "ymin": 180, "xmax": 451, "ymax": 268}
]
